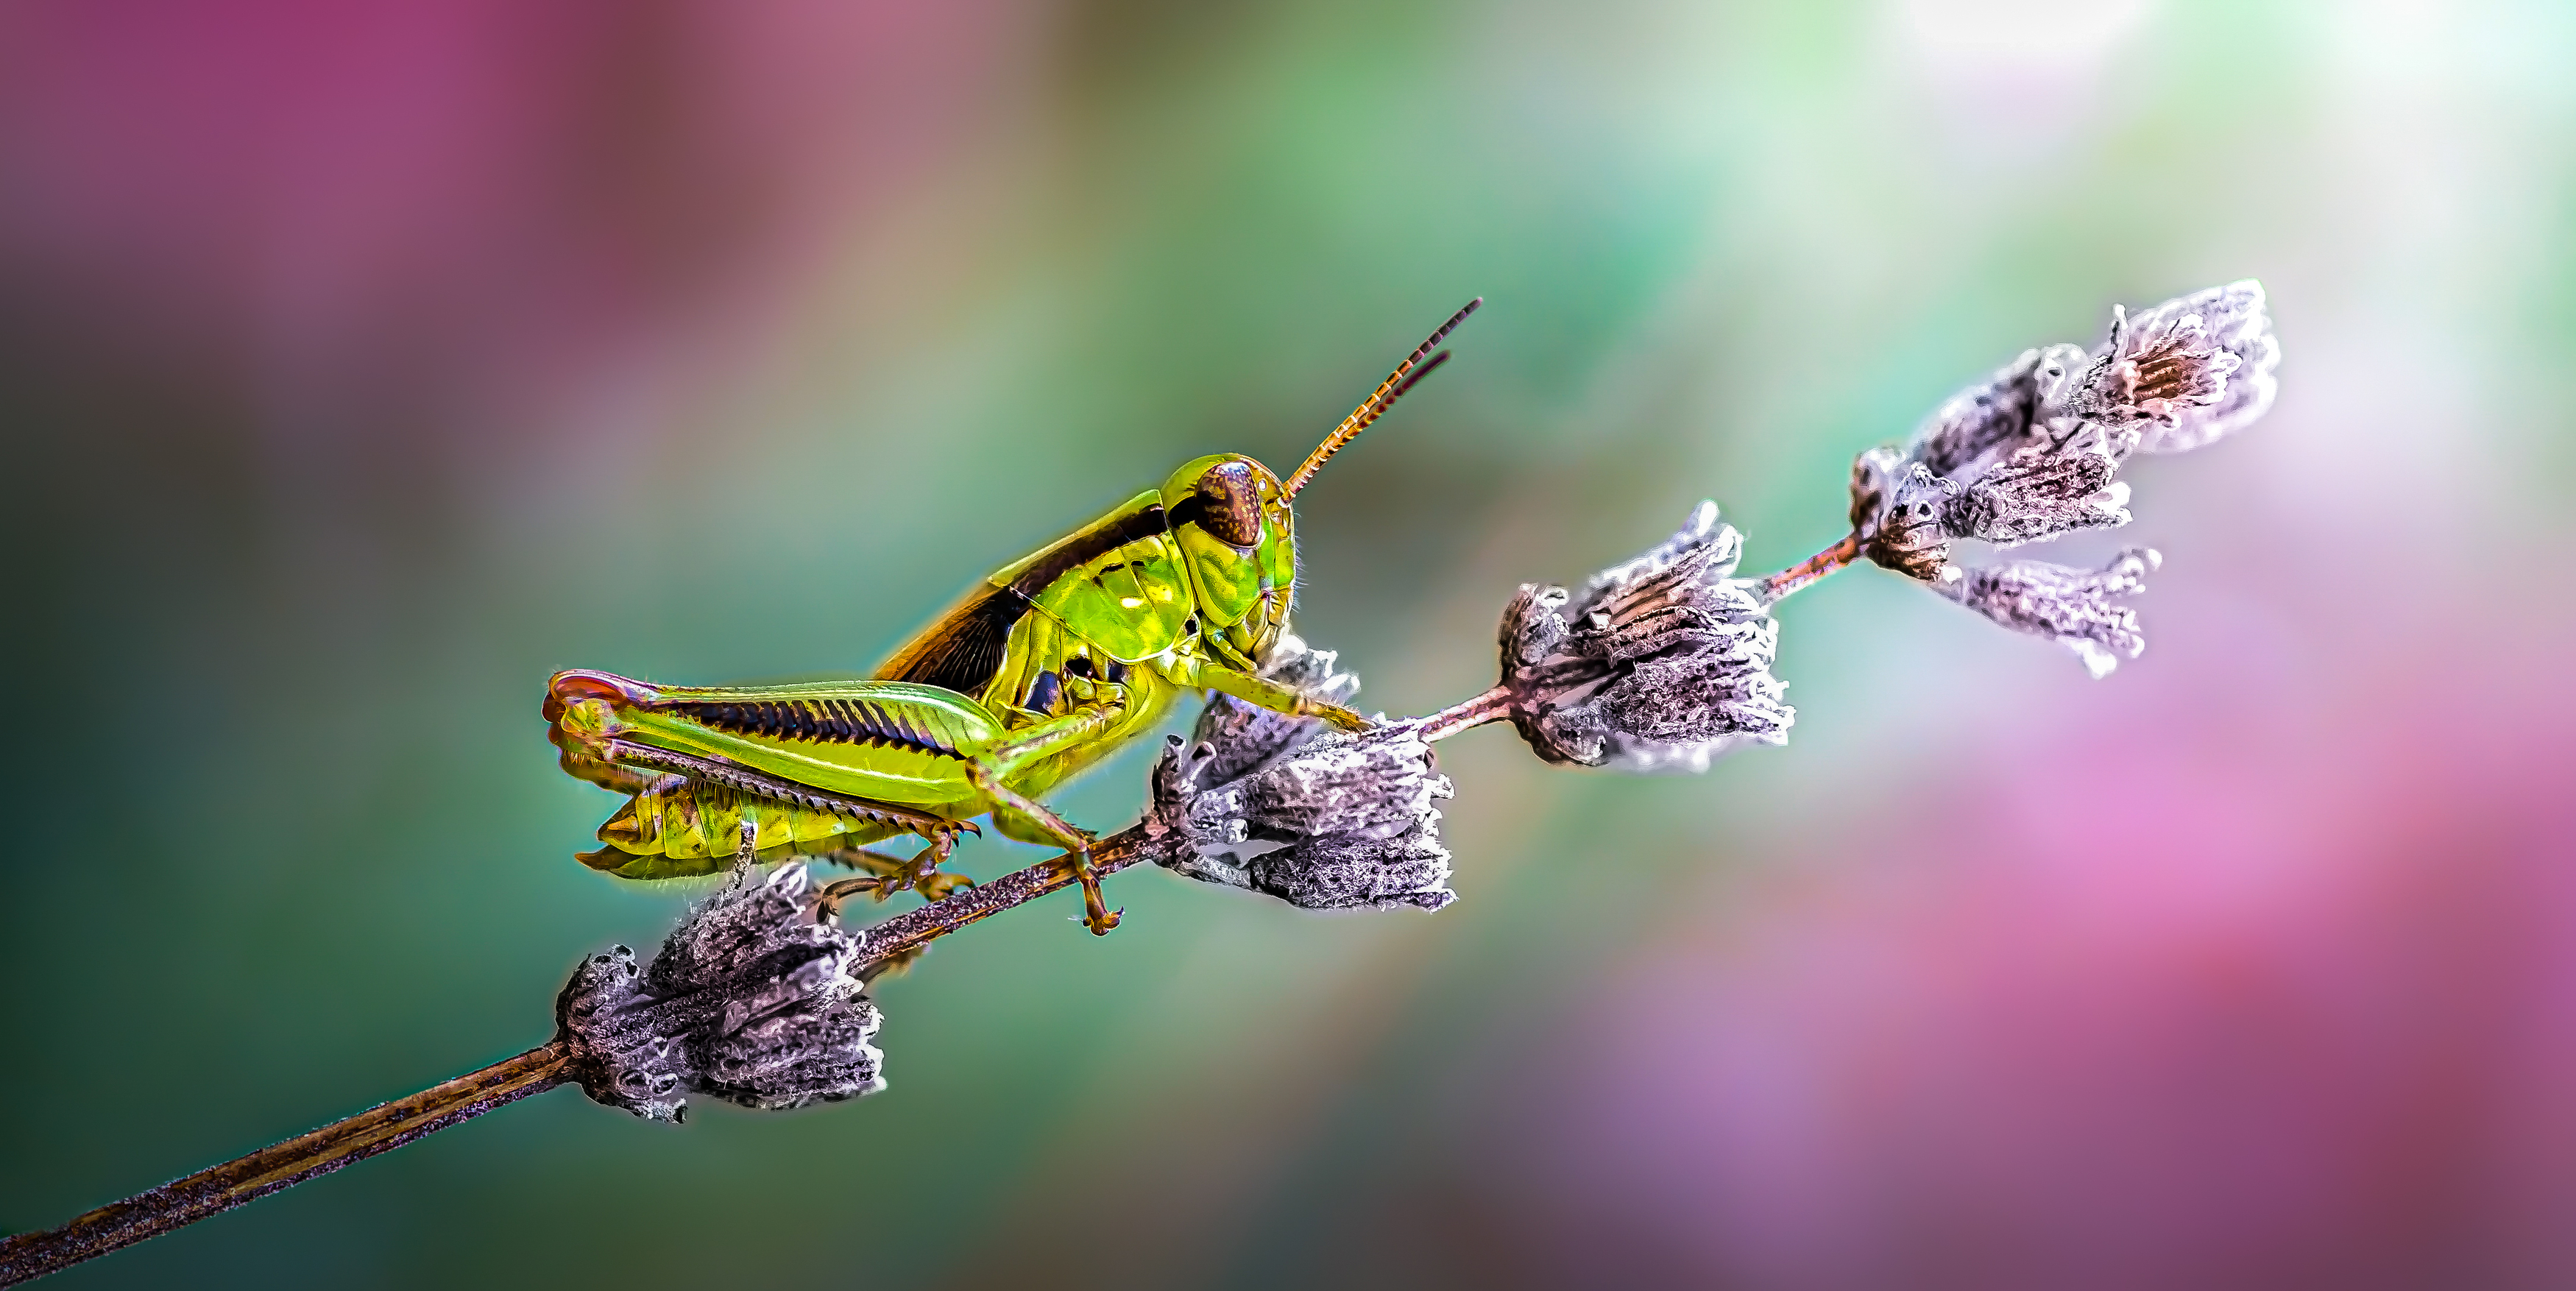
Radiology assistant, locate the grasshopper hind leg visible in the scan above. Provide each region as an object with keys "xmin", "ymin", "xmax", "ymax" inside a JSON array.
[{"xmin": 583, "ymin": 759, "xmax": 983, "ymax": 899}]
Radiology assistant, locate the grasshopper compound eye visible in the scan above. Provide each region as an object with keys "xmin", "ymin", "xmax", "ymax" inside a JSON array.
[{"xmin": 1191, "ymin": 460, "xmax": 1264, "ymax": 548}]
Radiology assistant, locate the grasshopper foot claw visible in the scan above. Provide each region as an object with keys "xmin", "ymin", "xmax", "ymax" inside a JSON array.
[
  {"xmin": 1309, "ymin": 700, "xmax": 1374, "ymax": 732},
  {"xmin": 1066, "ymin": 847, "xmax": 1120, "ymax": 936},
  {"xmin": 815, "ymin": 876, "xmax": 885, "ymax": 914},
  {"xmin": 914, "ymin": 871, "xmax": 976, "ymax": 902}
]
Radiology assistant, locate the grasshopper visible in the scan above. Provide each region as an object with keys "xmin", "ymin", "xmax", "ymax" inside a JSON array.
[{"xmin": 545, "ymin": 300, "xmax": 1478, "ymax": 934}]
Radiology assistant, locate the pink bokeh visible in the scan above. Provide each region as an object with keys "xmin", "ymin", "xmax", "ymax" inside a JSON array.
[
  {"xmin": 0, "ymin": 0, "xmax": 1019, "ymax": 429},
  {"xmin": 1526, "ymin": 599, "xmax": 2576, "ymax": 1288}
]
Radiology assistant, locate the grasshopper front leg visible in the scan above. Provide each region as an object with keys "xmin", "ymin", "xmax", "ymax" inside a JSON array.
[{"xmin": 1186, "ymin": 658, "xmax": 1373, "ymax": 732}]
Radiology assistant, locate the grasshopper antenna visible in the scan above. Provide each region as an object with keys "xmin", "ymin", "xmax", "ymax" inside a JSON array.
[{"xmin": 1283, "ymin": 297, "xmax": 1480, "ymax": 498}]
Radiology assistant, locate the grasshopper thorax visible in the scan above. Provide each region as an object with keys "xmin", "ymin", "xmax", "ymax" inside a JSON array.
[{"xmin": 1161, "ymin": 453, "xmax": 1295, "ymax": 666}]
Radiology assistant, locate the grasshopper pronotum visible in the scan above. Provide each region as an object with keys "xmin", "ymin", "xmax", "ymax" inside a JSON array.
[{"xmin": 544, "ymin": 300, "xmax": 1478, "ymax": 933}]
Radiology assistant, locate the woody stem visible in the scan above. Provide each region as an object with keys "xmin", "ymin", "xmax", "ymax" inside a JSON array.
[
  {"xmin": 1412, "ymin": 685, "xmax": 1515, "ymax": 743},
  {"xmin": 0, "ymin": 1044, "xmax": 570, "ymax": 1287},
  {"xmin": 1753, "ymin": 531, "xmax": 1862, "ymax": 603},
  {"xmin": 849, "ymin": 825, "xmax": 1158, "ymax": 972}
]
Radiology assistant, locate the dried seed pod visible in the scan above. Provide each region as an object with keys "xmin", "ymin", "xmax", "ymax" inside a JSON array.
[
  {"xmin": 1941, "ymin": 548, "xmax": 2162, "ymax": 679},
  {"xmin": 1850, "ymin": 448, "xmax": 1960, "ymax": 582},
  {"xmin": 555, "ymin": 947, "xmax": 690, "ymax": 1122},
  {"xmin": 2059, "ymin": 280, "xmax": 2280, "ymax": 454},
  {"xmin": 1243, "ymin": 818, "xmax": 1454, "ymax": 913},
  {"xmin": 556, "ymin": 861, "xmax": 884, "ymax": 1121},
  {"xmin": 1941, "ymin": 447, "xmax": 2131, "ymax": 549},
  {"xmin": 1150, "ymin": 637, "xmax": 1457, "ymax": 912},
  {"xmin": 1830, "ymin": 280, "xmax": 2276, "ymax": 674},
  {"xmin": 1906, "ymin": 344, "xmax": 2080, "ymax": 478},
  {"xmin": 1496, "ymin": 502, "xmax": 1793, "ymax": 772}
]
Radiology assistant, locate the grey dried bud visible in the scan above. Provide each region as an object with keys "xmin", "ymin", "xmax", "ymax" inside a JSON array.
[
  {"xmin": 1941, "ymin": 446, "xmax": 2131, "ymax": 548},
  {"xmin": 2057, "ymin": 280, "xmax": 2279, "ymax": 455},
  {"xmin": 1240, "ymin": 820, "xmax": 1452, "ymax": 913},
  {"xmin": 1850, "ymin": 447, "xmax": 1959, "ymax": 582},
  {"xmin": 556, "ymin": 861, "xmax": 884, "ymax": 1122},
  {"xmin": 1150, "ymin": 637, "xmax": 1456, "ymax": 912},
  {"xmin": 1496, "ymin": 502, "xmax": 1792, "ymax": 772},
  {"xmin": 1940, "ymin": 547, "xmax": 2161, "ymax": 679},
  {"xmin": 1907, "ymin": 344, "xmax": 2080, "ymax": 478}
]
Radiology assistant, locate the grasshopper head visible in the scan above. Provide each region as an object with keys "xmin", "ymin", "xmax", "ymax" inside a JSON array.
[{"xmin": 1161, "ymin": 453, "xmax": 1295, "ymax": 663}]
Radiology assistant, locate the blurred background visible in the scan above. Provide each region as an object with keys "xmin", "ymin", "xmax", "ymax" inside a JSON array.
[{"xmin": 3, "ymin": 1, "xmax": 2571, "ymax": 1287}]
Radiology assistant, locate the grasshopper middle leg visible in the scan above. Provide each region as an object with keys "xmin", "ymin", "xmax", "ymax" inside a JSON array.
[
  {"xmin": 817, "ymin": 835, "xmax": 974, "ymax": 908},
  {"xmin": 969, "ymin": 763, "xmax": 1119, "ymax": 935}
]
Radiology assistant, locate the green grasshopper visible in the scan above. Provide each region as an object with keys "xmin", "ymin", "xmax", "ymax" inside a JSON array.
[{"xmin": 544, "ymin": 300, "xmax": 1477, "ymax": 934}]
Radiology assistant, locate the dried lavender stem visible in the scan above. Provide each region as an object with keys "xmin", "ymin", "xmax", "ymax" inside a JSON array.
[
  {"xmin": 1412, "ymin": 685, "xmax": 1514, "ymax": 742},
  {"xmin": 1753, "ymin": 531, "xmax": 1861, "ymax": 603},
  {"xmin": 849, "ymin": 825, "xmax": 1158, "ymax": 969},
  {"xmin": 0, "ymin": 1044, "xmax": 570, "ymax": 1287}
]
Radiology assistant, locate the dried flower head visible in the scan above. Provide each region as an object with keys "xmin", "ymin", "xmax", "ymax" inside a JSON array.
[
  {"xmin": 1850, "ymin": 448, "xmax": 1961, "ymax": 583},
  {"xmin": 1906, "ymin": 343, "xmax": 2087, "ymax": 480},
  {"xmin": 1942, "ymin": 547, "xmax": 2162, "ymax": 679},
  {"xmin": 2062, "ymin": 280, "xmax": 2281, "ymax": 453},
  {"xmin": 556, "ymin": 860, "xmax": 884, "ymax": 1122},
  {"xmin": 1150, "ymin": 636, "xmax": 1457, "ymax": 912},
  {"xmin": 1851, "ymin": 281, "xmax": 2276, "ymax": 576},
  {"xmin": 1496, "ymin": 502, "xmax": 1792, "ymax": 771},
  {"xmin": 1840, "ymin": 281, "xmax": 2276, "ymax": 673}
]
